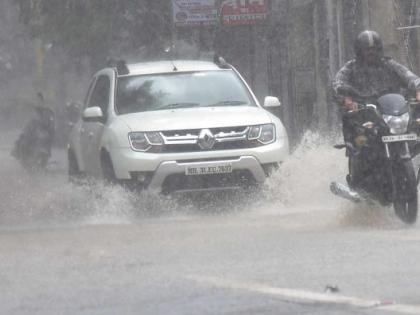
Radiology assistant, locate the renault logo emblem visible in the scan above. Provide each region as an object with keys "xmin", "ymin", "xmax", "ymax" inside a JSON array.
[{"xmin": 198, "ymin": 129, "xmax": 215, "ymax": 149}]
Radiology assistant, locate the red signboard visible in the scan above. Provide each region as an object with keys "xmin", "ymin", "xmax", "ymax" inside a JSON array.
[{"xmin": 220, "ymin": 0, "xmax": 267, "ymax": 26}]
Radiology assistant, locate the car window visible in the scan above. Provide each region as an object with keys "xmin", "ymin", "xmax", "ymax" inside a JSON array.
[
  {"xmin": 83, "ymin": 78, "xmax": 96, "ymax": 109},
  {"xmin": 88, "ymin": 75, "xmax": 111, "ymax": 120},
  {"xmin": 115, "ymin": 70, "xmax": 256, "ymax": 114}
]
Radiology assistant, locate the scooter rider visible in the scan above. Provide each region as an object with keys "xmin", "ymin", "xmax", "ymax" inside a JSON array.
[
  {"xmin": 34, "ymin": 92, "xmax": 55, "ymax": 142},
  {"xmin": 332, "ymin": 30, "xmax": 420, "ymax": 187},
  {"xmin": 11, "ymin": 92, "xmax": 55, "ymax": 163}
]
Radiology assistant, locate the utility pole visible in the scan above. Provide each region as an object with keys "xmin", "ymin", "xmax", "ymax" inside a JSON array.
[
  {"xmin": 361, "ymin": 0, "xmax": 371, "ymax": 28},
  {"xmin": 34, "ymin": 38, "xmax": 45, "ymax": 92}
]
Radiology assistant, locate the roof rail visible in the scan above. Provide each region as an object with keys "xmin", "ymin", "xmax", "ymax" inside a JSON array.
[
  {"xmin": 213, "ymin": 54, "xmax": 230, "ymax": 69},
  {"xmin": 194, "ymin": 52, "xmax": 230, "ymax": 69},
  {"xmin": 107, "ymin": 58, "xmax": 129, "ymax": 75}
]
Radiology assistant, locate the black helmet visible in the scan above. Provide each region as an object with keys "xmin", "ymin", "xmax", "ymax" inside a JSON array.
[{"xmin": 354, "ymin": 30, "xmax": 383, "ymax": 63}]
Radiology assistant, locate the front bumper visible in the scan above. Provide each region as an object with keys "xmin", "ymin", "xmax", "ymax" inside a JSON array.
[
  {"xmin": 110, "ymin": 140, "xmax": 288, "ymax": 191},
  {"xmin": 148, "ymin": 156, "xmax": 266, "ymax": 191}
]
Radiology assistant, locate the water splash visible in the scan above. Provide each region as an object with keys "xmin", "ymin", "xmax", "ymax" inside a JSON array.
[
  {"xmin": 0, "ymin": 130, "xmax": 404, "ymax": 230},
  {"xmin": 262, "ymin": 131, "xmax": 346, "ymax": 209}
]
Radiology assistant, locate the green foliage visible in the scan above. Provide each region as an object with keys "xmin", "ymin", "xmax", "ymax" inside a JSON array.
[{"xmin": 16, "ymin": 0, "xmax": 172, "ymax": 65}]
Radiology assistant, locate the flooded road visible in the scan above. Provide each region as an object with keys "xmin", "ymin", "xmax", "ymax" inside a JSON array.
[{"xmin": 2, "ymin": 132, "xmax": 420, "ymax": 314}]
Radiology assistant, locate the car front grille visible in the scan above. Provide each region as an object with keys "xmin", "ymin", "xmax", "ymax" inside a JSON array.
[
  {"xmin": 159, "ymin": 126, "xmax": 258, "ymax": 152},
  {"xmin": 161, "ymin": 140, "xmax": 255, "ymax": 152}
]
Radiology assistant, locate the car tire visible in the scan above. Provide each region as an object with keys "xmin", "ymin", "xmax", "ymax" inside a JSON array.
[
  {"xmin": 100, "ymin": 150, "xmax": 143, "ymax": 190},
  {"xmin": 101, "ymin": 150, "xmax": 118, "ymax": 184}
]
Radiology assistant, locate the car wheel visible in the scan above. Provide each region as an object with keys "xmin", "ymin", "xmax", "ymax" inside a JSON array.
[{"xmin": 101, "ymin": 151, "xmax": 117, "ymax": 184}]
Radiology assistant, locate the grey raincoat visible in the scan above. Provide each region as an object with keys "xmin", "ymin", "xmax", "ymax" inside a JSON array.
[{"xmin": 333, "ymin": 57, "xmax": 420, "ymax": 102}]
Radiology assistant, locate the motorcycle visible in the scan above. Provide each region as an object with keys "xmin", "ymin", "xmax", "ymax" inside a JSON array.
[
  {"xmin": 330, "ymin": 87, "xmax": 420, "ymax": 224},
  {"xmin": 11, "ymin": 107, "xmax": 55, "ymax": 171}
]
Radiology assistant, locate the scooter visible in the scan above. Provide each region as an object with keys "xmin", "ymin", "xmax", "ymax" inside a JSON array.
[{"xmin": 11, "ymin": 107, "xmax": 55, "ymax": 171}]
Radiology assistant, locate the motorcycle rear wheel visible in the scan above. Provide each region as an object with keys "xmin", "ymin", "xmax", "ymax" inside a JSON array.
[{"xmin": 393, "ymin": 160, "xmax": 418, "ymax": 224}]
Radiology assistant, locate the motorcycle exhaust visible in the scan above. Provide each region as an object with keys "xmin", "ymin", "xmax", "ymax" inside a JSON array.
[{"xmin": 330, "ymin": 181, "xmax": 365, "ymax": 203}]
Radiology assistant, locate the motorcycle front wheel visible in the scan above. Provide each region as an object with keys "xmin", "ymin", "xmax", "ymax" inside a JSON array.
[{"xmin": 393, "ymin": 159, "xmax": 418, "ymax": 224}]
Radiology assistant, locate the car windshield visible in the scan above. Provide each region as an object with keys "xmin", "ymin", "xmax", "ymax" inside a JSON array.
[{"xmin": 115, "ymin": 70, "xmax": 256, "ymax": 114}]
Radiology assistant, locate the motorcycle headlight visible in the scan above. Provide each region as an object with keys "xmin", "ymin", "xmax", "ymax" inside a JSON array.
[
  {"xmin": 248, "ymin": 124, "xmax": 276, "ymax": 144},
  {"xmin": 128, "ymin": 132, "xmax": 164, "ymax": 152},
  {"xmin": 382, "ymin": 113, "xmax": 409, "ymax": 134}
]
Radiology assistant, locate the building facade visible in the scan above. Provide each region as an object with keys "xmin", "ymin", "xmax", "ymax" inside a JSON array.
[
  {"xmin": 204, "ymin": 0, "xmax": 420, "ymax": 145},
  {"xmin": 3, "ymin": 0, "xmax": 419, "ymax": 145},
  {"xmin": 273, "ymin": 0, "xmax": 420, "ymax": 144}
]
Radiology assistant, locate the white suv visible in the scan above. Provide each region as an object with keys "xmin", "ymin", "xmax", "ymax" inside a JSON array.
[{"xmin": 68, "ymin": 58, "xmax": 289, "ymax": 193}]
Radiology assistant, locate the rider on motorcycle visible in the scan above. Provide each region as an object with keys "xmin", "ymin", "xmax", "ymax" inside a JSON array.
[{"xmin": 332, "ymin": 30, "xmax": 420, "ymax": 188}]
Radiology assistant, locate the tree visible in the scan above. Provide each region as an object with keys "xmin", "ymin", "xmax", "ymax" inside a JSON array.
[{"xmin": 16, "ymin": 0, "xmax": 173, "ymax": 70}]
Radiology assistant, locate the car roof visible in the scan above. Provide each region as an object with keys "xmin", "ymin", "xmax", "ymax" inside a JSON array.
[{"xmin": 118, "ymin": 60, "xmax": 225, "ymax": 76}]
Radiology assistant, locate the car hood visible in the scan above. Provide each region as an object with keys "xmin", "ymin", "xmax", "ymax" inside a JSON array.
[{"xmin": 118, "ymin": 106, "xmax": 272, "ymax": 131}]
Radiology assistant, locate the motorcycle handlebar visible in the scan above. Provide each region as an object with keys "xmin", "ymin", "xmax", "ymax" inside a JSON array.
[
  {"xmin": 337, "ymin": 85, "xmax": 402, "ymax": 103},
  {"xmin": 337, "ymin": 85, "xmax": 377, "ymax": 100}
]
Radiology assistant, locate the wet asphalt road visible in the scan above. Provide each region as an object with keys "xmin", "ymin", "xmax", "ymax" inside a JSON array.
[{"xmin": 2, "ymin": 137, "xmax": 420, "ymax": 315}]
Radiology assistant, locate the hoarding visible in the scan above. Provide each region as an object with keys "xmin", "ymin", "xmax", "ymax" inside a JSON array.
[
  {"xmin": 172, "ymin": 0, "xmax": 218, "ymax": 27},
  {"xmin": 220, "ymin": 0, "xmax": 267, "ymax": 26}
]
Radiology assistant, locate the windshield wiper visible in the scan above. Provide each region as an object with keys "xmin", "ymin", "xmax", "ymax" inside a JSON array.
[
  {"xmin": 156, "ymin": 102, "xmax": 200, "ymax": 110},
  {"xmin": 205, "ymin": 100, "xmax": 247, "ymax": 107}
]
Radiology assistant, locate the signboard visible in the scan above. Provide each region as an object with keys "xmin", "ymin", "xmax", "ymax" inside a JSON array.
[
  {"xmin": 220, "ymin": 0, "xmax": 267, "ymax": 26},
  {"xmin": 172, "ymin": 0, "xmax": 218, "ymax": 27}
]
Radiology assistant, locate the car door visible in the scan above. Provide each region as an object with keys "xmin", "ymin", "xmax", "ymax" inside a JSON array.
[
  {"xmin": 74, "ymin": 77, "xmax": 96, "ymax": 172},
  {"xmin": 80, "ymin": 74, "xmax": 111, "ymax": 175}
]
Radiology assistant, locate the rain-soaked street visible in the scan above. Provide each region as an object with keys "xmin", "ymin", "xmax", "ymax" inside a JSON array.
[
  {"xmin": 3, "ymin": 1, "xmax": 420, "ymax": 314},
  {"xmin": 2, "ymin": 132, "xmax": 420, "ymax": 315}
]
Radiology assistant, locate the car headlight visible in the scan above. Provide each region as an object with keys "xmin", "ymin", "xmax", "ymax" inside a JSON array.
[
  {"xmin": 145, "ymin": 132, "xmax": 164, "ymax": 145},
  {"xmin": 248, "ymin": 124, "xmax": 276, "ymax": 144},
  {"xmin": 128, "ymin": 132, "xmax": 164, "ymax": 152},
  {"xmin": 382, "ymin": 113, "xmax": 409, "ymax": 134}
]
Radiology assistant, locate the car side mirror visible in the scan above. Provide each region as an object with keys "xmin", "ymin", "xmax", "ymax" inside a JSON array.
[
  {"xmin": 263, "ymin": 96, "xmax": 281, "ymax": 108},
  {"xmin": 83, "ymin": 106, "xmax": 103, "ymax": 122}
]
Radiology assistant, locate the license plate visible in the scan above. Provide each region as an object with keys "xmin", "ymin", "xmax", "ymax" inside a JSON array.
[
  {"xmin": 382, "ymin": 133, "xmax": 418, "ymax": 143},
  {"xmin": 185, "ymin": 163, "xmax": 232, "ymax": 175}
]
